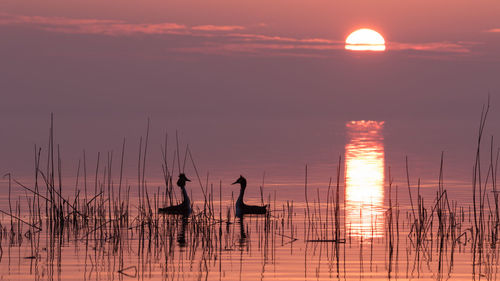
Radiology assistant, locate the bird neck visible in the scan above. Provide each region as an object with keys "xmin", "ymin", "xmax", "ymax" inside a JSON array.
[
  {"xmin": 180, "ymin": 185, "xmax": 189, "ymax": 202},
  {"xmin": 237, "ymin": 184, "xmax": 246, "ymax": 203}
]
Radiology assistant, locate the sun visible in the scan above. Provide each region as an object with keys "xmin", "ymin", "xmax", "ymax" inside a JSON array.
[{"xmin": 345, "ymin": 28, "xmax": 386, "ymax": 51}]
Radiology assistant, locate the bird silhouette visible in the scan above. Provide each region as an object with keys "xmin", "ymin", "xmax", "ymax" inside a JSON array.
[
  {"xmin": 158, "ymin": 173, "xmax": 192, "ymax": 216},
  {"xmin": 232, "ymin": 175, "xmax": 268, "ymax": 218}
]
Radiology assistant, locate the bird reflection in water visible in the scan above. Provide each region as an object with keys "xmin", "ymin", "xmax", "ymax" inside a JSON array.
[
  {"xmin": 177, "ymin": 216, "xmax": 188, "ymax": 247},
  {"xmin": 238, "ymin": 217, "xmax": 247, "ymax": 247},
  {"xmin": 345, "ymin": 120, "xmax": 385, "ymax": 239}
]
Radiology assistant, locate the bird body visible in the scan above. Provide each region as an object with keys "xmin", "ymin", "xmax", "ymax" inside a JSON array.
[
  {"xmin": 232, "ymin": 175, "xmax": 268, "ymax": 218},
  {"xmin": 158, "ymin": 174, "xmax": 192, "ymax": 216}
]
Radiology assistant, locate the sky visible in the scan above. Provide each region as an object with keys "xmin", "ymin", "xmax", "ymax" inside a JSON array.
[{"xmin": 1, "ymin": 0, "xmax": 500, "ymax": 187}]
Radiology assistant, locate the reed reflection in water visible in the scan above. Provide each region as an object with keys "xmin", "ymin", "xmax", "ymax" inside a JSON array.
[{"xmin": 345, "ymin": 120, "xmax": 385, "ymax": 239}]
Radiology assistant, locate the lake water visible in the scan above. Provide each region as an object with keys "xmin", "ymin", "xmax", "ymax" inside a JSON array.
[{"xmin": 0, "ymin": 120, "xmax": 498, "ymax": 280}]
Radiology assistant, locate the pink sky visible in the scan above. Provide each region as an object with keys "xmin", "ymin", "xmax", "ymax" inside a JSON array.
[{"xmin": 1, "ymin": 0, "xmax": 500, "ymax": 185}]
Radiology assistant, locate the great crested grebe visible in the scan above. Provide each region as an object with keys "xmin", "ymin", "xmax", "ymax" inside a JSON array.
[
  {"xmin": 158, "ymin": 173, "xmax": 192, "ymax": 216},
  {"xmin": 232, "ymin": 175, "xmax": 268, "ymax": 218}
]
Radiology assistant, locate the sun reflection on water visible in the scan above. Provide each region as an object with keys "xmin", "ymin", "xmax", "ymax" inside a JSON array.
[{"xmin": 345, "ymin": 120, "xmax": 385, "ymax": 239}]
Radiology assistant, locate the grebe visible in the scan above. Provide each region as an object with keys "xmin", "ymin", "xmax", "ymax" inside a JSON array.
[
  {"xmin": 158, "ymin": 173, "xmax": 192, "ymax": 216},
  {"xmin": 232, "ymin": 175, "xmax": 268, "ymax": 218}
]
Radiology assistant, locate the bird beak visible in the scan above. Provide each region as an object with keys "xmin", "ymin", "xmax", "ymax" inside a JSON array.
[
  {"xmin": 185, "ymin": 177, "xmax": 191, "ymax": 182},
  {"xmin": 231, "ymin": 180, "xmax": 239, "ymax": 185}
]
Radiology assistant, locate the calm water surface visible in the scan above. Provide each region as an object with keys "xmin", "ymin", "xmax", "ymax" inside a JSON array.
[{"xmin": 0, "ymin": 121, "xmax": 496, "ymax": 280}]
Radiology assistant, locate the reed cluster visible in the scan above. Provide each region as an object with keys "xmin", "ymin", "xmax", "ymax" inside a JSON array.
[{"xmin": 1, "ymin": 102, "xmax": 500, "ymax": 280}]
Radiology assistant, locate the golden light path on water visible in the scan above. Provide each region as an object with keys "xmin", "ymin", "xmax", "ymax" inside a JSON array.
[{"xmin": 345, "ymin": 120, "xmax": 385, "ymax": 239}]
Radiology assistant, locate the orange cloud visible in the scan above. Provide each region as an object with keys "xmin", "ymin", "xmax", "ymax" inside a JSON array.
[
  {"xmin": 389, "ymin": 42, "xmax": 471, "ymax": 53},
  {"xmin": 228, "ymin": 33, "xmax": 338, "ymax": 44},
  {"xmin": 0, "ymin": 13, "xmax": 184, "ymax": 36},
  {"xmin": 0, "ymin": 12, "xmax": 475, "ymax": 57},
  {"xmin": 192, "ymin": 25, "xmax": 244, "ymax": 31}
]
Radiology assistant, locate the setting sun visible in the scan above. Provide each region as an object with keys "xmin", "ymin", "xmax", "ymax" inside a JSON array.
[{"xmin": 345, "ymin": 28, "xmax": 386, "ymax": 51}]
